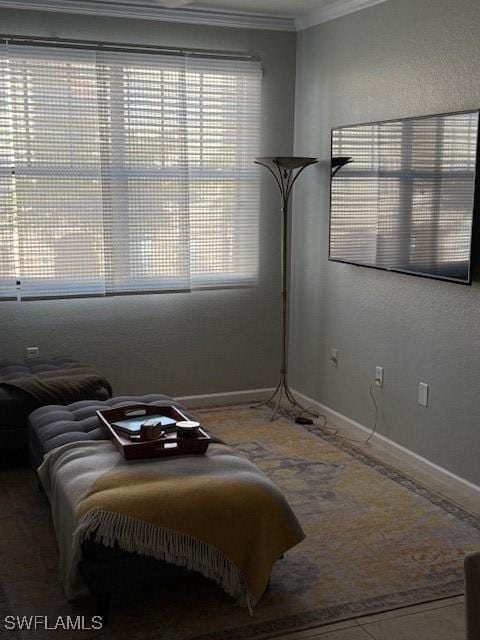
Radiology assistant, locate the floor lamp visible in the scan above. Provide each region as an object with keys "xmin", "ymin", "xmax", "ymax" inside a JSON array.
[{"xmin": 254, "ymin": 155, "xmax": 352, "ymax": 421}]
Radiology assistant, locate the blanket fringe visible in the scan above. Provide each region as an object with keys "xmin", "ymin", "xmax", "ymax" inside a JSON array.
[{"xmin": 70, "ymin": 510, "xmax": 257, "ymax": 613}]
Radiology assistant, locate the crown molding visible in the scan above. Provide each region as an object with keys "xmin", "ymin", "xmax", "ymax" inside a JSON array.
[
  {"xmin": 0, "ymin": 0, "xmax": 390, "ymax": 32},
  {"xmin": 295, "ymin": 0, "xmax": 389, "ymax": 30},
  {"xmin": 0, "ymin": 0, "xmax": 296, "ymax": 31}
]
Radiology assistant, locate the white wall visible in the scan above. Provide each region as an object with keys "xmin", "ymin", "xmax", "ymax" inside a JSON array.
[
  {"xmin": 0, "ymin": 9, "xmax": 297, "ymax": 396},
  {"xmin": 291, "ymin": 0, "xmax": 480, "ymax": 485}
]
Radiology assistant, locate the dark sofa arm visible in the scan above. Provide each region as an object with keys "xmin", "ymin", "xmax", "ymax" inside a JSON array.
[{"xmin": 465, "ymin": 551, "xmax": 480, "ymax": 640}]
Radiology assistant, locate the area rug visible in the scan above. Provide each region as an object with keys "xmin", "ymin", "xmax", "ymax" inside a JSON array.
[{"xmin": 0, "ymin": 405, "xmax": 479, "ymax": 640}]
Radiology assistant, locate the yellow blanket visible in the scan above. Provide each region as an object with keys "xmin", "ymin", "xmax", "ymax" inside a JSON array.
[{"xmin": 39, "ymin": 440, "xmax": 304, "ymax": 608}]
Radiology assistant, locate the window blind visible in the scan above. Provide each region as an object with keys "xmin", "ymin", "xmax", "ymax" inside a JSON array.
[
  {"xmin": 186, "ymin": 57, "xmax": 261, "ymax": 289},
  {"xmin": 0, "ymin": 48, "xmax": 17, "ymax": 300},
  {"xmin": 0, "ymin": 43, "xmax": 262, "ymax": 300}
]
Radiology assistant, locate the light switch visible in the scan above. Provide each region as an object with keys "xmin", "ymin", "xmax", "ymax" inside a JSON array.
[{"xmin": 418, "ymin": 382, "xmax": 428, "ymax": 407}]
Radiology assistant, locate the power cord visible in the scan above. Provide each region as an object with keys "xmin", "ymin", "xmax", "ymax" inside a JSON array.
[
  {"xmin": 365, "ymin": 381, "xmax": 379, "ymax": 444},
  {"xmin": 305, "ymin": 381, "xmax": 379, "ymax": 447}
]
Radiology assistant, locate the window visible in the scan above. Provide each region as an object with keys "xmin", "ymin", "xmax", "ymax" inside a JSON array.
[{"xmin": 0, "ymin": 44, "xmax": 262, "ymax": 300}]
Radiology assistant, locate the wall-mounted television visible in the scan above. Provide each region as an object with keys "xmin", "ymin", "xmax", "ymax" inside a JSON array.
[{"xmin": 329, "ymin": 109, "xmax": 480, "ymax": 284}]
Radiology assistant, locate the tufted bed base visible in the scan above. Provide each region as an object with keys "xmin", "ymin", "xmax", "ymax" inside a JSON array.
[
  {"xmin": 30, "ymin": 395, "xmax": 302, "ymax": 623},
  {"xmin": 28, "ymin": 393, "xmax": 186, "ymax": 467},
  {"xmin": 30, "ymin": 395, "xmax": 200, "ymax": 620}
]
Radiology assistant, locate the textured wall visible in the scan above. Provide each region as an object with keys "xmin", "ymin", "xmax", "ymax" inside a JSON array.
[
  {"xmin": 0, "ymin": 9, "xmax": 296, "ymax": 396},
  {"xmin": 292, "ymin": 0, "xmax": 480, "ymax": 484}
]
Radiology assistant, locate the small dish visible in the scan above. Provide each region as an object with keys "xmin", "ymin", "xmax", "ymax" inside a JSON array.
[{"xmin": 176, "ymin": 420, "xmax": 201, "ymax": 438}]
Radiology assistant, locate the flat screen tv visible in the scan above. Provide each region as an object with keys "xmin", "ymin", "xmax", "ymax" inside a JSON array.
[{"xmin": 329, "ymin": 109, "xmax": 480, "ymax": 284}]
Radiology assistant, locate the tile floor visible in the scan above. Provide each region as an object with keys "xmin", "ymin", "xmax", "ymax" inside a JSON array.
[
  {"xmin": 275, "ymin": 412, "xmax": 477, "ymax": 640},
  {"xmin": 278, "ymin": 597, "xmax": 465, "ymax": 640}
]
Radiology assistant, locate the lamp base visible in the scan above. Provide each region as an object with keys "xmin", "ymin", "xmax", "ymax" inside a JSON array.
[{"xmin": 252, "ymin": 379, "xmax": 319, "ymax": 422}]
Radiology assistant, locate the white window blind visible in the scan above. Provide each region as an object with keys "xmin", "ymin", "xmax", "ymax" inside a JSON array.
[
  {"xmin": 0, "ymin": 43, "xmax": 262, "ymax": 300},
  {"xmin": 0, "ymin": 48, "xmax": 17, "ymax": 300}
]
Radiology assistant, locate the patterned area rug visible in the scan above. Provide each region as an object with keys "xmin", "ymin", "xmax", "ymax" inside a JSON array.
[{"xmin": 0, "ymin": 404, "xmax": 479, "ymax": 640}]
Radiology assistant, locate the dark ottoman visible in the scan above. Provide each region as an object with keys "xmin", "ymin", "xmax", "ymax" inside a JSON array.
[{"xmin": 0, "ymin": 357, "xmax": 112, "ymax": 463}]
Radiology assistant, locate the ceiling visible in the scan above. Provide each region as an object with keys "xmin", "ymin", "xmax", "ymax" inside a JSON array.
[
  {"xmin": 0, "ymin": 0, "xmax": 389, "ymax": 30},
  {"xmin": 193, "ymin": 0, "xmax": 336, "ymax": 18}
]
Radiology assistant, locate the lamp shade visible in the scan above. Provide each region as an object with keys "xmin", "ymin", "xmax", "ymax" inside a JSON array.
[
  {"xmin": 255, "ymin": 157, "xmax": 318, "ymax": 170},
  {"xmin": 331, "ymin": 156, "xmax": 352, "ymax": 172}
]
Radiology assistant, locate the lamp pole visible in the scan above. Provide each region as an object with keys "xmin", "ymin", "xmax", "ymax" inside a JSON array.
[
  {"xmin": 254, "ymin": 157, "xmax": 318, "ymax": 420},
  {"xmin": 254, "ymin": 156, "xmax": 353, "ymax": 421}
]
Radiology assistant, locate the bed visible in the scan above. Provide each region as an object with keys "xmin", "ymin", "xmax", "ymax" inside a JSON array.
[{"xmin": 31, "ymin": 396, "xmax": 304, "ymax": 621}]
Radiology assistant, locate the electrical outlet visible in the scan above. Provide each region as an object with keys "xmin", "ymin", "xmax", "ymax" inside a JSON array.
[
  {"xmin": 330, "ymin": 348, "xmax": 339, "ymax": 368},
  {"xmin": 26, "ymin": 346, "xmax": 40, "ymax": 358},
  {"xmin": 418, "ymin": 382, "xmax": 429, "ymax": 407},
  {"xmin": 375, "ymin": 366, "xmax": 384, "ymax": 387}
]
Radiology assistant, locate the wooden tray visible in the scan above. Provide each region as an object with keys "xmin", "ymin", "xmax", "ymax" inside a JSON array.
[{"xmin": 96, "ymin": 404, "xmax": 211, "ymax": 460}]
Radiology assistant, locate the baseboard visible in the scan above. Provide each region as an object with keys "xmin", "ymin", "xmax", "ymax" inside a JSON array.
[
  {"xmin": 176, "ymin": 387, "xmax": 275, "ymax": 409},
  {"xmin": 292, "ymin": 388, "xmax": 480, "ymax": 504}
]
